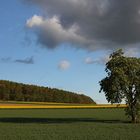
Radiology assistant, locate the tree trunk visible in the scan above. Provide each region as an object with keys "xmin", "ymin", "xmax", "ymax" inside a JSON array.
[
  {"xmin": 131, "ymin": 103, "xmax": 137, "ymax": 123},
  {"xmin": 129, "ymin": 91, "xmax": 138, "ymax": 123},
  {"xmin": 131, "ymin": 114, "xmax": 137, "ymax": 123}
]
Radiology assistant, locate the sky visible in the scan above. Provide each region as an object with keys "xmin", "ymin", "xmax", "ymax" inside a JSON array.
[{"xmin": 0, "ymin": 0, "xmax": 140, "ymax": 103}]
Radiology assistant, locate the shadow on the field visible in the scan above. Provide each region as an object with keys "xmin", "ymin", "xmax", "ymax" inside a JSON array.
[{"xmin": 0, "ymin": 118, "xmax": 129, "ymax": 124}]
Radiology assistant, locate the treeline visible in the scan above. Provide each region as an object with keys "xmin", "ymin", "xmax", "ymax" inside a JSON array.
[{"xmin": 0, "ymin": 80, "xmax": 95, "ymax": 104}]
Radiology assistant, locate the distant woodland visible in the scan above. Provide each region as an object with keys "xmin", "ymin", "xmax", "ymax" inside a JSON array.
[{"xmin": 0, "ymin": 80, "xmax": 95, "ymax": 104}]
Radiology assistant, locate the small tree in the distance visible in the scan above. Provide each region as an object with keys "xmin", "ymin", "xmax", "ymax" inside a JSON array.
[{"xmin": 100, "ymin": 49, "xmax": 140, "ymax": 123}]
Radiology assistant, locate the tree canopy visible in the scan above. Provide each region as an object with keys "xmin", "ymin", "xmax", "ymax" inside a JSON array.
[
  {"xmin": 0, "ymin": 80, "xmax": 95, "ymax": 104},
  {"xmin": 100, "ymin": 49, "xmax": 140, "ymax": 123}
]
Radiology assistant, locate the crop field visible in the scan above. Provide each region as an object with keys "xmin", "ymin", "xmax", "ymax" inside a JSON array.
[
  {"xmin": 0, "ymin": 106, "xmax": 140, "ymax": 140},
  {"xmin": 0, "ymin": 101, "xmax": 127, "ymax": 109}
]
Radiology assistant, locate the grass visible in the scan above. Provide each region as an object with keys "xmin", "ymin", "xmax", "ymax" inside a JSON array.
[{"xmin": 0, "ymin": 108, "xmax": 139, "ymax": 140}]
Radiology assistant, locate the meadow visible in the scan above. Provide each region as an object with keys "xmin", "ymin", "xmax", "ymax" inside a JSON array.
[{"xmin": 0, "ymin": 107, "xmax": 140, "ymax": 140}]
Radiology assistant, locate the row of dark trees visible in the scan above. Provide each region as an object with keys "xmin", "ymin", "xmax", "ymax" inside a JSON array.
[{"xmin": 0, "ymin": 80, "xmax": 95, "ymax": 104}]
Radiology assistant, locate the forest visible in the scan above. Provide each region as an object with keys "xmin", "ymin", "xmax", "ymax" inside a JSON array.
[{"xmin": 0, "ymin": 80, "xmax": 95, "ymax": 104}]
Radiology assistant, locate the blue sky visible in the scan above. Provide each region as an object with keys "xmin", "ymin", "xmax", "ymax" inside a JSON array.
[{"xmin": 0, "ymin": 0, "xmax": 140, "ymax": 103}]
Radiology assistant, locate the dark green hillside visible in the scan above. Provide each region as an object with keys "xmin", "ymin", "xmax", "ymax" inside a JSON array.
[{"xmin": 0, "ymin": 80, "xmax": 95, "ymax": 104}]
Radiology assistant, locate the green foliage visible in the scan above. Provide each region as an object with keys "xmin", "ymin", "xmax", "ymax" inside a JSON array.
[
  {"xmin": 0, "ymin": 80, "xmax": 95, "ymax": 104},
  {"xmin": 100, "ymin": 49, "xmax": 140, "ymax": 123}
]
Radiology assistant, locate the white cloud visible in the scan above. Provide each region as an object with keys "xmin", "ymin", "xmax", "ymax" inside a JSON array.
[
  {"xmin": 26, "ymin": 15, "xmax": 43, "ymax": 27},
  {"xmin": 85, "ymin": 55, "xmax": 109, "ymax": 65},
  {"xmin": 26, "ymin": 15, "xmax": 95, "ymax": 49},
  {"xmin": 58, "ymin": 60, "xmax": 71, "ymax": 70},
  {"xmin": 124, "ymin": 48, "xmax": 139, "ymax": 57},
  {"xmin": 85, "ymin": 57, "xmax": 94, "ymax": 64}
]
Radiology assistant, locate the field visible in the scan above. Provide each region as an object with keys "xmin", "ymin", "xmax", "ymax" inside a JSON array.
[
  {"xmin": 0, "ymin": 101, "xmax": 127, "ymax": 108},
  {"xmin": 0, "ymin": 106, "xmax": 140, "ymax": 140}
]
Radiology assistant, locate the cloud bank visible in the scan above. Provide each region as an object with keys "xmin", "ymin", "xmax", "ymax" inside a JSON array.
[
  {"xmin": 0, "ymin": 57, "xmax": 12, "ymax": 63},
  {"xmin": 0, "ymin": 56, "xmax": 34, "ymax": 64},
  {"xmin": 15, "ymin": 56, "xmax": 34, "ymax": 64},
  {"xmin": 24, "ymin": 0, "xmax": 140, "ymax": 52}
]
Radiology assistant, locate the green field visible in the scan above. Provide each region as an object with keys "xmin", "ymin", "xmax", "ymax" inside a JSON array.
[{"xmin": 0, "ymin": 109, "xmax": 139, "ymax": 140}]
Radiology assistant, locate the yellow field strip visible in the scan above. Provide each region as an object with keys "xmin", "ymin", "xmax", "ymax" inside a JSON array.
[{"xmin": 0, "ymin": 104, "xmax": 127, "ymax": 109}]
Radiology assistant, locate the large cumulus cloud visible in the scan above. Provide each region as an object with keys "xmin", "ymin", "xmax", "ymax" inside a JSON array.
[
  {"xmin": 24, "ymin": 0, "xmax": 140, "ymax": 51},
  {"xmin": 26, "ymin": 15, "xmax": 94, "ymax": 50}
]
